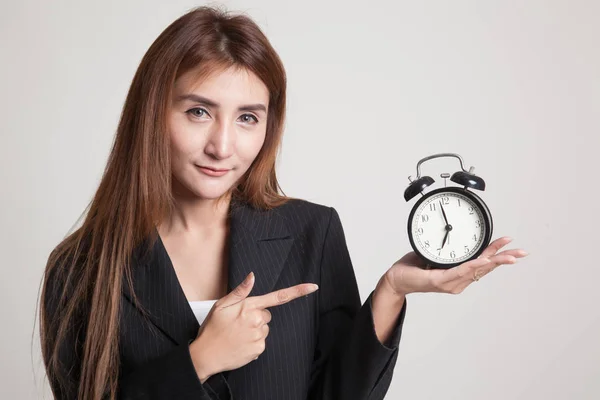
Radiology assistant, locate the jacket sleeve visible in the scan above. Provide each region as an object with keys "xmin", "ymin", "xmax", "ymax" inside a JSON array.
[
  {"xmin": 42, "ymin": 259, "xmax": 230, "ymax": 400},
  {"xmin": 116, "ymin": 343, "xmax": 231, "ymax": 400},
  {"xmin": 307, "ymin": 207, "xmax": 407, "ymax": 400}
]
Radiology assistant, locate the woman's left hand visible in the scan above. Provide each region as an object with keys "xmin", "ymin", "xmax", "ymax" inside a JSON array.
[{"xmin": 382, "ymin": 236, "xmax": 528, "ymax": 296}]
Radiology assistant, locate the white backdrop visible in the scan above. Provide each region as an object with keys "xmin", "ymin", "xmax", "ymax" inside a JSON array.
[{"xmin": 1, "ymin": 0, "xmax": 598, "ymax": 399}]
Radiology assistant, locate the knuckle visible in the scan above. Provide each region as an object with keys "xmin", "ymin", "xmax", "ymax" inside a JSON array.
[
  {"xmin": 277, "ymin": 290, "xmax": 289, "ymax": 303},
  {"xmin": 240, "ymin": 308, "xmax": 253, "ymax": 322},
  {"xmin": 257, "ymin": 340, "xmax": 266, "ymax": 353}
]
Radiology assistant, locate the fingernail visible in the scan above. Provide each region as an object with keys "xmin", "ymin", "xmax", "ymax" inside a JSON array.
[
  {"xmin": 519, "ymin": 250, "xmax": 529, "ymax": 256},
  {"xmin": 243, "ymin": 272, "xmax": 254, "ymax": 286},
  {"xmin": 505, "ymin": 237, "xmax": 513, "ymax": 242},
  {"xmin": 305, "ymin": 284, "xmax": 319, "ymax": 293}
]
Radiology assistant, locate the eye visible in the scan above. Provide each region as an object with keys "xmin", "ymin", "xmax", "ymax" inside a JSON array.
[
  {"xmin": 185, "ymin": 108, "xmax": 259, "ymax": 125},
  {"xmin": 186, "ymin": 107, "xmax": 209, "ymax": 119},
  {"xmin": 239, "ymin": 114, "xmax": 259, "ymax": 125}
]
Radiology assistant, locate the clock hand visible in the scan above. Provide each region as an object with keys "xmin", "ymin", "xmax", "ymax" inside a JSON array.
[
  {"xmin": 440, "ymin": 200, "xmax": 451, "ymax": 249},
  {"xmin": 440, "ymin": 200, "xmax": 449, "ymax": 226},
  {"xmin": 441, "ymin": 229, "xmax": 449, "ymax": 249}
]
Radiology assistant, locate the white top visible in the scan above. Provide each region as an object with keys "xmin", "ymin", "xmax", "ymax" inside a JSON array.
[{"xmin": 189, "ymin": 300, "xmax": 218, "ymax": 325}]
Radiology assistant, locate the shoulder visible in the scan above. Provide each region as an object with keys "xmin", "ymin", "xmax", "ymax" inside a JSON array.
[
  {"xmin": 42, "ymin": 232, "xmax": 91, "ymax": 317},
  {"xmin": 272, "ymin": 198, "xmax": 343, "ymax": 238},
  {"xmin": 42, "ymin": 248, "xmax": 77, "ymax": 319},
  {"xmin": 275, "ymin": 197, "xmax": 331, "ymax": 218}
]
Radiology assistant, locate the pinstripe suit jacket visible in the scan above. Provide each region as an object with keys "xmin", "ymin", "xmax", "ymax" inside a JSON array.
[{"xmin": 45, "ymin": 198, "xmax": 407, "ymax": 399}]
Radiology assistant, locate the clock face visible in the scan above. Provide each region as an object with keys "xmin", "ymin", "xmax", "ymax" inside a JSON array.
[{"xmin": 409, "ymin": 190, "xmax": 488, "ymax": 265}]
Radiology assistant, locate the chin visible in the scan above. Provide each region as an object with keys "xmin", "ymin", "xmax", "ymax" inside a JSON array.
[
  {"xmin": 187, "ymin": 187, "xmax": 225, "ymax": 200},
  {"xmin": 189, "ymin": 181, "xmax": 235, "ymax": 200},
  {"xmin": 173, "ymin": 171, "xmax": 238, "ymax": 200}
]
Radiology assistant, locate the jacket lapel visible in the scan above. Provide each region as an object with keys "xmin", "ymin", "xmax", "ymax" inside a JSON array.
[
  {"xmin": 123, "ymin": 231, "xmax": 201, "ymax": 346},
  {"xmin": 227, "ymin": 201, "xmax": 294, "ymax": 296},
  {"xmin": 123, "ymin": 201, "xmax": 295, "ymax": 346}
]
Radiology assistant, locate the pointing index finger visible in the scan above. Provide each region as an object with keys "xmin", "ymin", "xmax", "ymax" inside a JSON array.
[{"xmin": 248, "ymin": 283, "xmax": 319, "ymax": 309}]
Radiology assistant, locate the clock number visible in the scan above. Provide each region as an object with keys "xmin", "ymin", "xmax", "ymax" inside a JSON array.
[
  {"xmin": 457, "ymin": 198, "xmax": 461, "ymax": 207},
  {"xmin": 424, "ymin": 240, "xmax": 430, "ymax": 248},
  {"xmin": 464, "ymin": 246, "xmax": 470, "ymax": 254},
  {"xmin": 473, "ymin": 234, "xmax": 477, "ymax": 241},
  {"xmin": 468, "ymin": 206, "xmax": 474, "ymax": 215},
  {"xmin": 475, "ymin": 220, "xmax": 481, "ymax": 228},
  {"xmin": 450, "ymin": 251, "xmax": 456, "ymax": 259},
  {"xmin": 429, "ymin": 203, "xmax": 436, "ymax": 212},
  {"xmin": 437, "ymin": 248, "xmax": 442, "ymax": 256},
  {"xmin": 421, "ymin": 214, "xmax": 429, "ymax": 223},
  {"xmin": 442, "ymin": 196, "xmax": 450, "ymax": 205},
  {"xmin": 417, "ymin": 227, "xmax": 424, "ymax": 235}
]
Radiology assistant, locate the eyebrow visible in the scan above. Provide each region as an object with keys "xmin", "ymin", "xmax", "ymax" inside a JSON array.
[{"xmin": 176, "ymin": 94, "xmax": 267, "ymax": 113}]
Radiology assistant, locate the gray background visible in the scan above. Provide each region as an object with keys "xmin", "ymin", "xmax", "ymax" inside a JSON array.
[{"xmin": 1, "ymin": 0, "xmax": 598, "ymax": 399}]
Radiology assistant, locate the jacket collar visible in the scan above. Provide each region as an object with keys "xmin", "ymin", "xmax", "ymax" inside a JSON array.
[{"xmin": 123, "ymin": 200, "xmax": 294, "ymax": 345}]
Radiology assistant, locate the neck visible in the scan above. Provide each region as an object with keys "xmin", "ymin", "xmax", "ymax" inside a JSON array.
[{"xmin": 159, "ymin": 181, "xmax": 232, "ymax": 236}]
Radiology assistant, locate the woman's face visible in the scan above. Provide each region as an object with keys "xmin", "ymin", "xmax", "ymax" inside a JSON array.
[{"xmin": 168, "ymin": 66, "xmax": 269, "ymax": 200}]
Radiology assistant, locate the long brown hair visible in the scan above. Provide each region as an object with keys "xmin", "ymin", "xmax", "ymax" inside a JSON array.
[{"xmin": 40, "ymin": 5, "xmax": 291, "ymax": 399}]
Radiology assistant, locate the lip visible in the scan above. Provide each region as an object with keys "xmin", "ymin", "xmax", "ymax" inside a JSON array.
[{"xmin": 196, "ymin": 165, "xmax": 231, "ymax": 177}]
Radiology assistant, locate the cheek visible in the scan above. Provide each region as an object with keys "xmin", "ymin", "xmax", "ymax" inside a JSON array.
[
  {"xmin": 168, "ymin": 116, "xmax": 183, "ymax": 155},
  {"xmin": 170, "ymin": 133, "xmax": 188, "ymax": 161},
  {"xmin": 238, "ymin": 131, "xmax": 267, "ymax": 164},
  {"xmin": 169, "ymin": 124, "xmax": 199, "ymax": 164}
]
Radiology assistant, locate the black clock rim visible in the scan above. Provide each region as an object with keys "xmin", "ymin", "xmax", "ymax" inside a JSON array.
[{"xmin": 407, "ymin": 186, "xmax": 494, "ymax": 269}]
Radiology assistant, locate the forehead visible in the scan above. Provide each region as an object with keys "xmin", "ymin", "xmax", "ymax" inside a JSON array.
[{"xmin": 174, "ymin": 65, "xmax": 269, "ymax": 105}]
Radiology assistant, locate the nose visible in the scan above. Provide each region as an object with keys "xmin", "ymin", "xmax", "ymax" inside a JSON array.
[{"xmin": 204, "ymin": 120, "xmax": 235, "ymax": 160}]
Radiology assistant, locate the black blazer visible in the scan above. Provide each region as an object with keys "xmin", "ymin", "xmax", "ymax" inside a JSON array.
[{"xmin": 44, "ymin": 198, "xmax": 408, "ymax": 399}]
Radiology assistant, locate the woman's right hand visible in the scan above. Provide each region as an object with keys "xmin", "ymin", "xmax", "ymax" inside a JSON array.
[{"xmin": 189, "ymin": 272, "xmax": 319, "ymax": 382}]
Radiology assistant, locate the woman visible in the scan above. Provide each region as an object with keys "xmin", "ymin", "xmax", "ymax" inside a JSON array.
[{"xmin": 40, "ymin": 5, "xmax": 528, "ymax": 400}]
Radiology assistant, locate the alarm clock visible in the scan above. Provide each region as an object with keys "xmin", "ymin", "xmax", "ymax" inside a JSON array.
[{"xmin": 404, "ymin": 153, "xmax": 493, "ymax": 269}]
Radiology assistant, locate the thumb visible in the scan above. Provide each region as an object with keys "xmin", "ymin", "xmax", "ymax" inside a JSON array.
[{"xmin": 218, "ymin": 272, "xmax": 255, "ymax": 307}]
